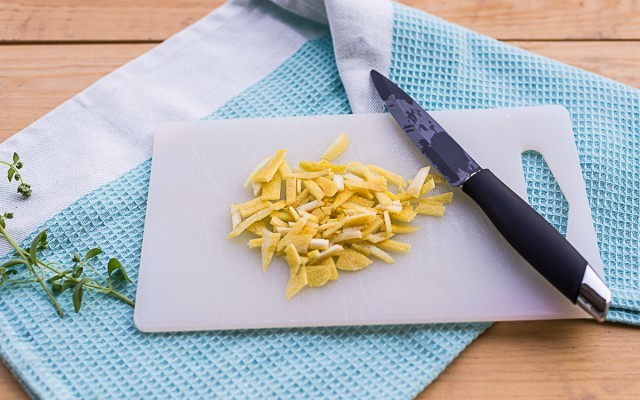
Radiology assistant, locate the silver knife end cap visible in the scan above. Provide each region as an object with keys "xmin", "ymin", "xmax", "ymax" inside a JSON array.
[{"xmin": 577, "ymin": 264, "xmax": 611, "ymax": 322}]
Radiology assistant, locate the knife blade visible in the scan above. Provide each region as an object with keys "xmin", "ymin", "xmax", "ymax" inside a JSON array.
[{"xmin": 371, "ymin": 70, "xmax": 611, "ymax": 321}]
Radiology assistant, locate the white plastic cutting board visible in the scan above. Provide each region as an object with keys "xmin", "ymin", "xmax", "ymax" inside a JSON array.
[{"xmin": 134, "ymin": 105, "xmax": 604, "ymax": 332}]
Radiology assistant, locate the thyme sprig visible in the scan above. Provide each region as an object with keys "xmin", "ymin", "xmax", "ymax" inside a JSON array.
[
  {"xmin": 1, "ymin": 152, "xmax": 31, "ymax": 197},
  {"xmin": 0, "ymin": 154, "xmax": 134, "ymax": 316}
]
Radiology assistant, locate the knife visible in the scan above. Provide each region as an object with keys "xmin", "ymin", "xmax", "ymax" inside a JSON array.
[{"xmin": 371, "ymin": 70, "xmax": 611, "ymax": 321}]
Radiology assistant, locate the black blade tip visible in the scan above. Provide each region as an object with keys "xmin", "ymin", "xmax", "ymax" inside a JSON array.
[{"xmin": 370, "ymin": 69, "xmax": 391, "ymax": 100}]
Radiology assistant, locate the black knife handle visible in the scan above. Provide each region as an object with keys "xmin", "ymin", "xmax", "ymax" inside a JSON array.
[{"xmin": 462, "ymin": 169, "xmax": 586, "ymax": 302}]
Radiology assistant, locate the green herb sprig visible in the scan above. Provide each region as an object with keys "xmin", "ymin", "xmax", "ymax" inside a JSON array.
[
  {"xmin": 1, "ymin": 152, "xmax": 31, "ymax": 197},
  {"xmin": 0, "ymin": 154, "xmax": 134, "ymax": 316}
]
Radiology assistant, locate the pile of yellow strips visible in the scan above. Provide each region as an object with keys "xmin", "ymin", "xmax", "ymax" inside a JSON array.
[{"xmin": 228, "ymin": 134, "xmax": 453, "ymax": 299}]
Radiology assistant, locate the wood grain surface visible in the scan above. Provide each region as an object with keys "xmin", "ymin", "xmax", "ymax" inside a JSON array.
[{"xmin": 0, "ymin": 1, "xmax": 638, "ymax": 399}]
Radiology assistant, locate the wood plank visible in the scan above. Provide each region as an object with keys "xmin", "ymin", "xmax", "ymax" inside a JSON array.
[
  {"xmin": 0, "ymin": 0, "xmax": 220, "ymax": 42},
  {"xmin": 417, "ymin": 320, "xmax": 640, "ymax": 399},
  {"xmin": 415, "ymin": 0, "xmax": 640, "ymax": 40},
  {"xmin": 511, "ymin": 41, "xmax": 640, "ymax": 88},
  {"xmin": 1, "ymin": 0, "xmax": 639, "ymax": 42},
  {"xmin": 0, "ymin": 365, "xmax": 25, "ymax": 400},
  {"xmin": 1, "ymin": 41, "xmax": 638, "ymax": 139},
  {"xmin": 0, "ymin": 44, "xmax": 154, "ymax": 140}
]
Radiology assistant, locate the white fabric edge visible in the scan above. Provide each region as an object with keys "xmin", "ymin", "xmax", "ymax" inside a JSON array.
[
  {"xmin": 0, "ymin": 0, "xmax": 327, "ymax": 250},
  {"xmin": 269, "ymin": 0, "xmax": 394, "ymax": 113},
  {"xmin": 325, "ymin": 0, "xmax": 394, "ymax": 113}
]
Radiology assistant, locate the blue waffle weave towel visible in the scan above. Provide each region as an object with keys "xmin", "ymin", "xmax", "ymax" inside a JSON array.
[{"xmin": 0, "ymin": 2, "xmax": 638, "ymax": 399}]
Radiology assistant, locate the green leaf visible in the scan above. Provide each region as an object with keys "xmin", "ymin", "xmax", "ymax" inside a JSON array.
[
  {"xmin": 37, "ymin": 231, "xmax": 48, "ymax": 250},
  {"xmin": 7, "ymin": 168, "xmax": 14, "ymax": 182},
  {"xmin": 60, "ymin": 279, "xmax": 76, "ymax": 293},
  {"xmin": 12, "ymin": 153, "xmax": 19, "ymax": 163},
  {"xmin": 29, "ymin": 229, "xmax": 48, "ymax": 261},
  {"xmin": 1, "ymin": 259, "xmax": 26, "ymax": 269},
  {"xmin": 84, "ymin": 248, "xmax": 102, "ymax": 261},
  {"xmin": 72, "ymin": 267, "xmax": 84, "ymax": 279},
  {"xmin": 51, "ymin": 282, "xmax": 62, "ymax": 293},
  {"xmin": 72, "ymin": 253, "xmax": 81, "ymax": 263},
  {"xmin": 107, "ymin": 258, "xmax": 131, "ymax": 283},
  {"xmin": 47, "ymin": 273, "xmax": 64, "ymax": 283},
  {"xmin": 73, "ymin": 278, "xmax": 90, "ymax": 313}
]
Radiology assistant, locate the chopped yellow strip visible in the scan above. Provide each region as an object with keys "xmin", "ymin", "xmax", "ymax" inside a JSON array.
[
  {"xmin": 270, "ymin": 200, "xmax": 287, "ymax": 211},
  {"xmin": 428, "ymin": 173, "xmax": 447, "ymax": 184},
  {"xmin": 307, "ymin": 249, "xmax": 321, "ymax": 259},
  {"xmin": 237, "ymin": 197, "xmax": 271, "ymax": 218},
  {"xmin": 244, "ymin": 156, "xmax": 271, "ymax": 188},
  {"xmin": 378, "ymin": 239, "xmax": 411, "ymax": 253},
  {"xmin": 227, "ymin": 207, "xmax": 271, "ymax": 239},
  {"xmin": 343, "ymin": 213, "xmax": 373, "ymax": 227},
  {"xmin": 253, "ymin": 150, "xmax": 286, "ymax": 183},
  {"xmin": 366, "ymin": 231, "xmax": 395, "ymax": 243},
  {"xmin": 406, "ymin": 166, "xmax": 430, "ymax": 198},
  {"xmin": 315, "ymin": 176, "xmax": 338, "ymax": 197},
  {"xmin": 336, "ymin": 248, "xmax": 373, "ymax": 271},
  {"xmin": 366, "ymin": 164, "xmax": 407, "ymax": 187},
  {"xmin": 320, "ymin": 257, "xmax": 338, "ymax": 281},
  {"xmin": 320, "ymin": 159, "xmax": 346, "ymax": 174},
  {"xmin": 375, "ymin": 192, "xmax": 392, "ymax": 206},
  {"xmin": 331, "ymin": 189, "xmax": 355, "ymax": 209},
  {"xmin": 359, "ymin": 165, "xmax": 375, "ymax": 181},
  {"xmin": 332, "ymin": 230, "xmax": 362, "ymax": 243},
  {"xmin": 291, "ymin": 169, "xmax": 331, "ymax": 179},
  {"xmin": 345, "ymin": 176, "xmax": 387, "ymax": 192},
  {"xmin": 309, "ymin": 244, "xmax": 344, "ymax": 264},
  {"xmin": 415, "ymin": 203, "xmax": 446, "ymax": 216},
  {"xmin": 261, "ymin": 175, "xmax": 282, "ymax": 200},
  {"xmin": 297, "ymin": 199, "xmax": 324, "ymax": 213},
  {"xmin": 395, "ymin": 192, "xmax": 413, "ymax": 202},
  {"xmin": 306, "ymin": 264, "xmax": 333, "ymax": 287},
  {"xmin": 290, "ymin": 234, "xmax": 315, "ymax": 254},
  {"xmin": 419, "ymin": 178, "xmax": 435, "ymax": 196},
  {"xmin": 383, "ymin": 210, "xmax": 392, "ymax": 233},
  {"xmin": 285, "ymin": 178, "xmax": 297, "ymax": 205},
  {"xmin": 311, "ymin": 208, "xmax": 325, "ymax": 221},
  {"xmin": 349, "ymin": 195, "xmax": 375, "ymax": 208},
  {"xmin": 276, "ymin": 216, "xmax": 309, "ymax": 252},
  {"xmin": 344, "ymin": 173, "xmax": 364, "ymax": 182},
  {"xmin": 284, "ymin": 243, "xmax": 301, "ymax": 275},
  {"xmin": 333, "ymin": 174, "xmax": 345, "ymax": 191},
  {"xmin": 390, "ymin": 224, "xmax": 420, "ymax": 234},
  {"xmin": 261, "ymin": 231, "xmax": 280, "ymax": 271},
  {"xmin": 309, "ymin": 238, "xmax": 330, "ymax": 250},
  {"xmin": 352, "ymin": 243, "xmax": 394, "ymax": 264},
  {"xmin": 230, "ymin": 205, "xmax": 241, "ymax": 228},
  {"xmin": 361, "ymin": 218, "xmax": 383, "ymax": 236},
  {"xmin": 350, "ymin": 243, "xmax": 372, "ymax": 256},
  {"xmin": 346, "ymin": 161, "xmax": 366, "ymax": 178},
  {"xmin": 270, "ymin": 215, "xmax": 287, "ymax": 228},
  {"xmin": 291, "ymin": 189, "xmax": 311, "ymax": 207},
  {"xmin": 304, "ymin": 179, "xmax": 326, "ymax": 201},
  {"xmin": 321, "ymin": 133, "xmax": 349, "ymax": 161},
  {"xmin": 421, "ymin": 192, "xmax": 454, "ymax": 204},
  {"xmin": 286, "ymin": 267, "xmax": 308, "ymax": 299},
  {"xmin": 391, "ymin": 205, "xmax": 418, "ymax": 223},
  {"xmin": 247, "ymin": 238, "xmax": 263, "ymax": 248},
  {"xmin": 278, "ymin": 159, "xmax": 292, "ymax": 179},
  {"xmin": 252, "ymin": 183, "xmax": 262, "ymax": 197},
  {"xmin": 246, "ymin": 221, "xmax": 267, "ymax": 236}
]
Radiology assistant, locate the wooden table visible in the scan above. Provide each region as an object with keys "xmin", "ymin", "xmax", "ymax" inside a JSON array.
[{"xmin": 1, "ymin": 1, "xmax": 639, "ymax": 398}]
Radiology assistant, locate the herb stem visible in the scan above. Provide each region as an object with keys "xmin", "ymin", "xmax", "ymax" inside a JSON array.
[{"xmin": 34, "ymin": 258, "xmax": 135, "ymax": 308}]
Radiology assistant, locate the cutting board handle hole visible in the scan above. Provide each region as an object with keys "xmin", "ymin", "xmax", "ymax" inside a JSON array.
[{"xmin": 521, "ymin": 150, "xmax": 569, "ymax": 238}]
